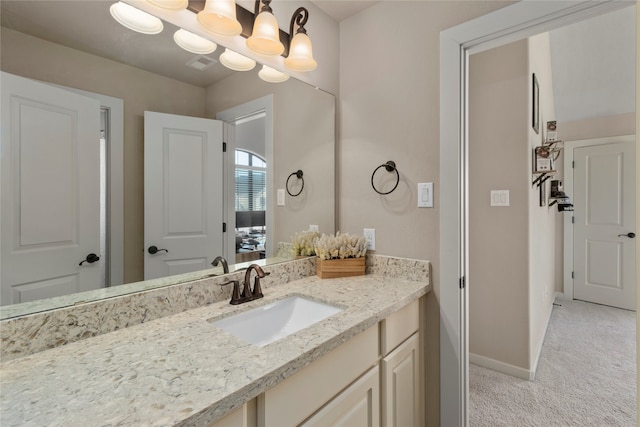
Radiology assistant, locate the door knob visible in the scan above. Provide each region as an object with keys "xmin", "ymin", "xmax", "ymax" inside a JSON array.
[
  {"xmin": 79, "ymin": 253, "xmax": 100, "ymax": 265},
  {"xmin": 617, "ymin": 232, "xmax": 636, "ymax": 238},
  {"xmin": 148, "ymin": 246, "xmax": 169, "ymax": 254}
]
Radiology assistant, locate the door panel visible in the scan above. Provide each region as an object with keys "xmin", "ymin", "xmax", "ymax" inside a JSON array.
[
  {"xmin": 144, "ymin": 112, "xmax": 224, "ymax": 280},
  {"xmin": 1, "ymin": 72, "xmax": 101, "ymax": 305},
  {"xmin": 573, "ymin": 140, "xmax": 636, "ymax": 310}
]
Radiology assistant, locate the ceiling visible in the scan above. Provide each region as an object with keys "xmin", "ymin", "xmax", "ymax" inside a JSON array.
[
  {"xmin": 1, "ymin": 1, "xmax": 635, "ymax": 123},
  {"xmin": 548, "ymin": 5, "xmax": 636, "ymax": 123},
  {"xmin": 311, "ymin": 0, "xmax": 379, "ymax": 22}
]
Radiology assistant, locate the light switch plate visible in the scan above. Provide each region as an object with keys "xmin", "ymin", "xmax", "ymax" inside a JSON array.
[
  {"xmin": 490, "ymin": 190, "xmax": 510, "ymax": 207},
  {"xmin": 363, "ymin": 228, "xmax": 375, "ymax": 251},
  {"xmin": 418, "ymin": 182, "xmax": 433, "ymax": 208},
  {"xmin": 309, "ymin": 224, "xmax": 319, "ymax": 232},
  {"xmin": 277, "ymin": 189, "xmax": 285, "ymax": 206}
]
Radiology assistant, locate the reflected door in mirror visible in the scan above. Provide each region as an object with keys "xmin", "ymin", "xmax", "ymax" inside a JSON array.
[
  {"xmin": 144, "ymin": 112, "xmax": 225, "ymax": 279},
  {"xmin": 1, "ymin": 72, "xmax": 102, "ymax": 305}
]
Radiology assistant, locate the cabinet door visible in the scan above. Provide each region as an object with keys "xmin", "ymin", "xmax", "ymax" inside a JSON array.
[
  {"xmin": 302, "ymin": 365, "xmax": 380, "ymax": 427},
  {"xmin": 381, "ymin": 333, "xmax": 420, "ymax": 427}
]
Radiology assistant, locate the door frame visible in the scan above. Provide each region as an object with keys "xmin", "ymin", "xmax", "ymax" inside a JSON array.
[
  {"xmin": 439, "ymin": 1, "xmax": 634, "ymax": 425},
  {"xmin": 216, "ymin": 95, "xmax": 274, "ymax": 262},
  {"xmin": 563, "ymin": 135, "xmax": 636, "ymax": 302}
]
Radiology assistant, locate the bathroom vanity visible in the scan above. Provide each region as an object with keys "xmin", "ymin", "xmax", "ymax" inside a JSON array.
[{"xmin": 0, "ymin": 256, "xmax": 430, "ymax": 426}]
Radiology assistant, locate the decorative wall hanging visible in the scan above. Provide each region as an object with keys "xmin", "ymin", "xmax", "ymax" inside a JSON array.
[
  {"xmin": 371, "ymin": 161, "xmax": 400, "ymax": 195},
  {"xmin": 532, "ymin": 73, "xmax": 539, "ymax": 134}
]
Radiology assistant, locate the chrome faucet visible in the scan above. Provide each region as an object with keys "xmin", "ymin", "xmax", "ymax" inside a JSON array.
[
  {"xmin": 212, "ymin": 256, "xmax": 229, "ymax": 274},
  {"xmin": 220, "ymin": 264, "xmax": 270, "ymax": 305}
]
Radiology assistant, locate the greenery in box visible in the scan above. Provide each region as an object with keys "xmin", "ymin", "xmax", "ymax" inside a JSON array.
[
  {"xmin": 314, "ymin": 232, "xmax": 367, "ymax": 260},
  {"xmin": 291, "ymin": 230, "xmax": 320, "ymax": 257}
]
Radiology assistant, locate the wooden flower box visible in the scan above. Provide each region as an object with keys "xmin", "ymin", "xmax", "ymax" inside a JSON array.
[{"xmin": 316, "ymin": 257, "xmax": 365, "ymax": 279}]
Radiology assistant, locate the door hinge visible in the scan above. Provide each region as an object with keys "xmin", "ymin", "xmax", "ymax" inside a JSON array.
[
  {"xmin": 571, "ymin": 271, "xmax": 574, "ymax": 279},
  {"xmin": 572, "ymin": 160, "xmax": 575, "ymax": 168},
  {"xmin": 572, "ymin": 216, "xmax": 574, "ymax": 224},
  {"xmin": 459, "ymin": 276, "xmax": 465, "ymax": 289},
  {"xmin": 223, "ymin": 142, "xmax": 227, "ymax": 152},
  {"xmin": 222, "ymin": 222, "xmax": 227, "ymax": 233}
]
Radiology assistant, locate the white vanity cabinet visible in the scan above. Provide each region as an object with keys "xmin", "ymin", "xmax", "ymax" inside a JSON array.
[
  {"xmin": 259, "ymin": 324, "xmax": 379, "ymax": 426},
  {"xmin": 255, "ymin": 298, "xmax": 422, "ymax": 427}
]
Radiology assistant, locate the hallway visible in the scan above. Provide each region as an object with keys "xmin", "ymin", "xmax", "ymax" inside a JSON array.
[{"xmin": 470, "ymin": 299, "xmax": 636, "ymax": 426}]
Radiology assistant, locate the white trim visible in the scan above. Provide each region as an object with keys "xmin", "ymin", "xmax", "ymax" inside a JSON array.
[
  {"xmin": 217, "ymin": 95, "xmax": 274, "ymax": 261},
  {"xmin": 530, "ymin": 298, "xmax": 555, "ymax": 381},
  {"xmin": 439, "ymin": 1, "xmax": 633, "ymax": 425},
  {"xmin": 49, "ymin": 84, "xmax": 124, "ymax": 286},
  {"xmin": 469, "ymin": 354, "xmax": 534, "ymax": 381},
  {"xmin": 563, "ymin": 134, "xmax": 635, "ymax": 301}
]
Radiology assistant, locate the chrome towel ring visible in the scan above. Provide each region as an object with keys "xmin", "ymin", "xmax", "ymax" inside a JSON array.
[
  {"xmin": 286, "ymin": 170, "xmax": 304, "ymax": 197},
  {"xmin": 371, "ymin": 161, "xmax": 399, "ymax": 195}
]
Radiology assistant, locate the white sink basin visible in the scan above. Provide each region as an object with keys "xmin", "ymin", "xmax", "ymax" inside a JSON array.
[{"xmin": 210, "ymin": 296, "xmax": 342, "ymax": 347}]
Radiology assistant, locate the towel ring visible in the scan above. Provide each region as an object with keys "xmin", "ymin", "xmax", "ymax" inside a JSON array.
[
  {"xmin": 371, "ymin": 161, "xmax": 399, "ymax": 195},
  {"xmin": 286, "ymin": 170, "xmax": 304, "ymax": 197}
]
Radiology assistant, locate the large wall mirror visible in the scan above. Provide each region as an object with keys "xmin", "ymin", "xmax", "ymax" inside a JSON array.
[{"xmin": 0, "ymin": 0, "xmax": 335, "ymax": 319}]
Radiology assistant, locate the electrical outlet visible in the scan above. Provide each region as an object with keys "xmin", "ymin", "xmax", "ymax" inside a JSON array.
[
  {"xmin": 309, "ymin": 225, "xmax": 319, "ymax": 232},
  {"xmin": 363, "ymin": 228, "xmax": 376, "ymax": 251}
]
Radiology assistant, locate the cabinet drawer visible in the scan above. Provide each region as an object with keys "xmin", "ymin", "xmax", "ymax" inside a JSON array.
[
  {"xmin": 380, "ymin": 299, "xmax": 419, "ymax": 355},
  {"xmin": 260, "ymin": 325, "xmax": 378, "ymax": 427}
]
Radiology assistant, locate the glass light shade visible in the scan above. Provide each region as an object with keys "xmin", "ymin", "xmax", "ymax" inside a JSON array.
[
  {"xmin": 197, "ymin": 0, "xmax": 242, "ymax": 36},
  {"xmin": 258, "ymin": 65, "xmax": 289, "ymax": 83},
  {"xmin": 246, "ymin": 11, "xmax": 284, "ymax": 56},
  {"xmin": 284, "ymin": 32, "xmax": 317, "ymax": 72},
  {"xmin": 110, "ymin": 2, "xmax": 163, "ymax": 35},
  {"xmin": 174, "ymin": 29, "xmax": 217, "ymax": 54},
  {"xmin": 219, "ymin": 49, "xmax": 256, "ymax": 71},
  {"xmin": 145, "ymin": 0, "xmax": 188, "ymax": 10}
]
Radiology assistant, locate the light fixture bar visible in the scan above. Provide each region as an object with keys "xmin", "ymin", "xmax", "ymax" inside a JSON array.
[{"xmin": 186, "ymin": 0, "xmax": 290, "ymax": 55}]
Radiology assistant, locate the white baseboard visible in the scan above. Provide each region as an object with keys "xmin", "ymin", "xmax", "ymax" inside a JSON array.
[
  {"xmin": 554, "ymin": 291, "xmax": 566, "ymax": 300},
  {"xmin": 530, "ymin": 298, "xmax": 555, "ymax": 380},
  {"xmin": 469, "ymin": 353, "xmax": 534, "ymax": 381}
]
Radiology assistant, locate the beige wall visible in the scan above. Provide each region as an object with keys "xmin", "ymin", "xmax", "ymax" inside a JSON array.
[
  {"xmin": 1, "ymin": 28, "xmax": 206, "ymax": 283},
  {"xmin": 205, "ymin": 71, "xmax": 336, "ymax": 246},
  {"xmin": 467, "ymin": 33, "xmax": 559, "ymax": 375},
  {"xmin": 468, "ymin": 39, "xmax": 530, "ymax": 369},
  {"xmin": 338, "ymin": 2, "xmax": 513, "ymax": 425},
  {"xmin": 559, "ymin": 112, "xmax": 636, "ymax": 141}
]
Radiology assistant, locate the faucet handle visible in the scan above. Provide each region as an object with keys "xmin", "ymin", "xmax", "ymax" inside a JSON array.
[{"xmin": 220, "ymin": 280, "xmax": 242, "ymax": 305}]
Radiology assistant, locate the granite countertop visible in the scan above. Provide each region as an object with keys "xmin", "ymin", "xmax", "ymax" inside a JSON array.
[{"xmin": 0, "ymin": 274, "xmax": 429, "ymax": 427}]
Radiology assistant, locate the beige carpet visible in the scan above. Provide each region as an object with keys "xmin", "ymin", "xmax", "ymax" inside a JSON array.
[{"xmin": 470, "ymin": 299, "xmax": 636, "ymax": 426}]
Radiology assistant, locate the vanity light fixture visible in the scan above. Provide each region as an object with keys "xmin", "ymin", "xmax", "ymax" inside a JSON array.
[
  {"xmin": 284, "ymin": 7, "xmax": 317, "ymax": 72},
  {"xmin": 258, "ymin": 65, "xmax": 289, "ymax": 83},
  {"xmin": 246, "ymin": 0, "xmax": 284, "ymax": 56},
  {"xmin": 145, "ymin": 0, "xmax": 188, "ymax": 10},
  {"xmin": 197, "ymin": 0, "xmax": 243, "ymax": 36},
  {"xmin": 219, "ymin": 48, "xmax": 256, "ymax": 71},
  {"xmin": 174, "ymin": 29, "xmax": 218, "ymax": 54},
  {"xmin": 110, "ymin": 1, "xmax": 164, "ymax": 34}
]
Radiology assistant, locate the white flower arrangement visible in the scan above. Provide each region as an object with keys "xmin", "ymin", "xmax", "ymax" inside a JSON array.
[
  {"xmin": 291, "ymin": 230, "xmax": 320, "ymax": 257},
  {"xmin": 314, "ymin": 232, "xmax": 368, "ymax": 260}
]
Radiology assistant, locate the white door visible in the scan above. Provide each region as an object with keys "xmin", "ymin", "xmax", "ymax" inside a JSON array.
[
  {"xmin": 1, "ymin": 72, "xmax": 101, "ymax": 305},
  {"xmin": 573, "ymin": 138, "xmax": 636, "ymax": 310},
  {"xmin": 144, "ymin": 112, "xmax": 224, "ymax": 280}
]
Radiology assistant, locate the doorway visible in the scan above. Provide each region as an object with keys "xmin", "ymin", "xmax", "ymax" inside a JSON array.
[
  {"xmin": 216, "ymin": 95, "xmax": 274, "ymax": 263},
  {"xmin": 439, "ymin": 1, "xmax": 637, "ymax": 424}
]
